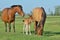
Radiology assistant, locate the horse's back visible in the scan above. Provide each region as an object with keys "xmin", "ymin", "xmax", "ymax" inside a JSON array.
[{"xmin": 32, "ymin": 7, "xmax": 43, "ymax": 22}]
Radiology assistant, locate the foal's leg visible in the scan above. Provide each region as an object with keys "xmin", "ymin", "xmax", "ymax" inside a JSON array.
[
  {"xmin": 29, "ymin": 24, "xmax": 31, "ymax": 35},
  {"xmin": 25, "ymin": 25, "xmax": 28, "ymax": 35},
  {"xmin": 4, "ymin": 22, "xmax": 7, "ymax": 32},
  {"xmin": 8, "ymin": 23, "xmax": 11, "ymax": 32},
  {"xmin": 12, "ymin": 21, "xmax": 15, "ymax": 32}
]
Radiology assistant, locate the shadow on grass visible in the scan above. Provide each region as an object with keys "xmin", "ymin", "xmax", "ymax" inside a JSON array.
[
  {"xmin": 43, "ymin": 31, "xmax": 60, "ymax": 36},
  {"xmin": 31, "ymin": 31, "xmax": 35, "ymax": 34},
  {"xmin": 21, "ymin": 31, "xmax": 60, "ymax": 36},
  {"xmin": 31, "ymin": 31, "xmax": 60, "ymax": 36}
]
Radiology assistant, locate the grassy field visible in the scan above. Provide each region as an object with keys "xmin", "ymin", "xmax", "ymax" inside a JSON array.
[{"xmin": 0, "ymin": 16, "xmax": 60, "ymax": 40}]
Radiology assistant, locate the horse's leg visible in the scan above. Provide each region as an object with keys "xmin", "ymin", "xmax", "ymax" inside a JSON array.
[
  {"xmin": 8, "ymin": 23, "xmax": 11, "ymax": 32},
  {"xmin": 4, "ymin": 22, "xmax": 7, "ymax": 32},
  {"xmin": 39, "ymin": 22, "xmax": 45, "ymax": 35},
  {"xmin": 12, "ymin": 21, "xmax": 15, "ymax": 32},
  {"xmin": 37, "ymin": 24, "xmax": 43, "ymax": 35},
  {"xmin": 37, "ymin": 20, "xmax": 45, "ymax": 35},
  {"xmin": 40, "ymin": 24, "xmax": 43, "ymax": 35},
  {"xmin": 34, "ymin": 21, "xmax": 38, "ymax": 34},
  {"xmin": 29, "ymin": 24, "xmax": 31, "ymax": 35},
  {"xmin": 25, "ymin": 24, "xmax": 28, "ymax": 35}
]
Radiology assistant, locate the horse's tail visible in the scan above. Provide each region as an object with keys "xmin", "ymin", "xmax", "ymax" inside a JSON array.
[
  {"xmin": 41, "ymin": 7, "xmax": 46, "ymax": 18},
  {"xmin": 36, "ymin": 7, "xmax": 46, "ymax": 27},
  {"xmin": 41, "ymin": 7, "xmax": 46, "ymax": 26}
]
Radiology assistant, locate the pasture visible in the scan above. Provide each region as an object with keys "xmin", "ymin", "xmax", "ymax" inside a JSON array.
[{"xmin": 0, "ymin": 16, "xmax": 60, "ymax": 40}]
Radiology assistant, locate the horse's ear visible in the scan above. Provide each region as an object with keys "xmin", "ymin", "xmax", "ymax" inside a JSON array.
[
  {"xmin": 29, "ymin": 14, "xmax": 32, "ymax": 17},
  {"xmin": 30, "ymin": 15, "xmax": 32, "ymax": 17},
  {"xmin": 27, "ymin": 11, "xmax": 32, "ymax": 16}
]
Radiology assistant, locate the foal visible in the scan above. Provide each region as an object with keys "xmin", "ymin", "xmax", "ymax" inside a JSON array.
[{"xmin": 23, "ymin": 15, "xmax": 33, "ymax": 35}]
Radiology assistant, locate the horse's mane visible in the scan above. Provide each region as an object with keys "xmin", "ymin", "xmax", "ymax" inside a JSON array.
[{"xmin": 11, "ymin": 5, "xmax": 23, "ymax": 10}]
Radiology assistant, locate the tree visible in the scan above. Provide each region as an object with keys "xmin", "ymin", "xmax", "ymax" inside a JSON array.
[
  {"xmin": 48, "ymin": 8, "xmax": 54, "ymax": 16},
  {"xmin": 50, "ymin": 11, "xmax": 54, "ymax": 16},
  {"xmin": 54, "ymin": 6, "xmax": 60, "ymax": 16}
]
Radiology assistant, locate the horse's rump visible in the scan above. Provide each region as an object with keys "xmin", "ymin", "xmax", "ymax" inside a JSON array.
[
  {"xmin": 32, "ymin": 8, "xmax": 43, "ymax": 22},
  {"xmin": 2, "ymin": 8, "xmax": 9, "ymax": 22}
]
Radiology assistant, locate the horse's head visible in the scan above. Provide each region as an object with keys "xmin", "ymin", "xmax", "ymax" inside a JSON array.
[{"xmin": 11, "ymin": 5, "xmax": 25, "ymax": 17}]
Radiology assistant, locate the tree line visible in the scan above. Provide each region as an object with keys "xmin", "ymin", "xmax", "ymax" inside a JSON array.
[
  {"xmin": 0, "ymin": 6, "xmax": 60, "ymax": 16},
  {"xmin": 48, "ymin": 6, "xmax": 60, "ymax": 16}
]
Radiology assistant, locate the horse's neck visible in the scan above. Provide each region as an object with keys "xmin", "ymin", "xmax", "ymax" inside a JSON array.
[
  {"xmin": 11, "ymin": 9, "xmax": 17, "ymax": 15},
  {"xmin": 7, "ymin": 9, "xmax": 16, "ymax": 17}
]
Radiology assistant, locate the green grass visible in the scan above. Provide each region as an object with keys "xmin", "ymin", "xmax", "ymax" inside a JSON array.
[{"xmin": 0, "ymin": 16, "xmax": 60, "ymax": 40}]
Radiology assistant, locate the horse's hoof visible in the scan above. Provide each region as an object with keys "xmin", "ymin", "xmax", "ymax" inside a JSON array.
[{"xmin": 26, "ymin": 33, "xmax": 28, "ymax": 35}]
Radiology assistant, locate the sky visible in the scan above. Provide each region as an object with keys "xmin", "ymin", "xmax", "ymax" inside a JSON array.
[{"xmin": 0, "ymin": 0, "xmax": 60, "ymax": 14}]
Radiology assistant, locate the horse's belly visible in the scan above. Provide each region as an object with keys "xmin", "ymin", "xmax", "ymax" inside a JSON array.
[{"xmin": 2, "ymin": 16, "xmax": 14, "ymax": 23}]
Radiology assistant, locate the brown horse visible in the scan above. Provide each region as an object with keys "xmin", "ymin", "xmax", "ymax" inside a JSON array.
[
  {"xmin": 1, "ymin": 5, "xmax": 25, "ymax": 32},
  {"xmin": 32, "ymin": 7, "xmax": 46, "ymax": 35},
  {"xmin": 23, "ymin": 15, "xmax": 33, "ymax": 35}
]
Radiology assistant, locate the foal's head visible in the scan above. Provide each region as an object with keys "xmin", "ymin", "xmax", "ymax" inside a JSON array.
[
  {"xmin": 27, "ymin": 15, "xmax": 33, "ymax": 23},
  {"xmin": 23, "ymin": 15, "xmax": 33, "ymax": 24},
  {"xmin": 11, "ymin": 5, "xmax": 25, "ymax": 16}
]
